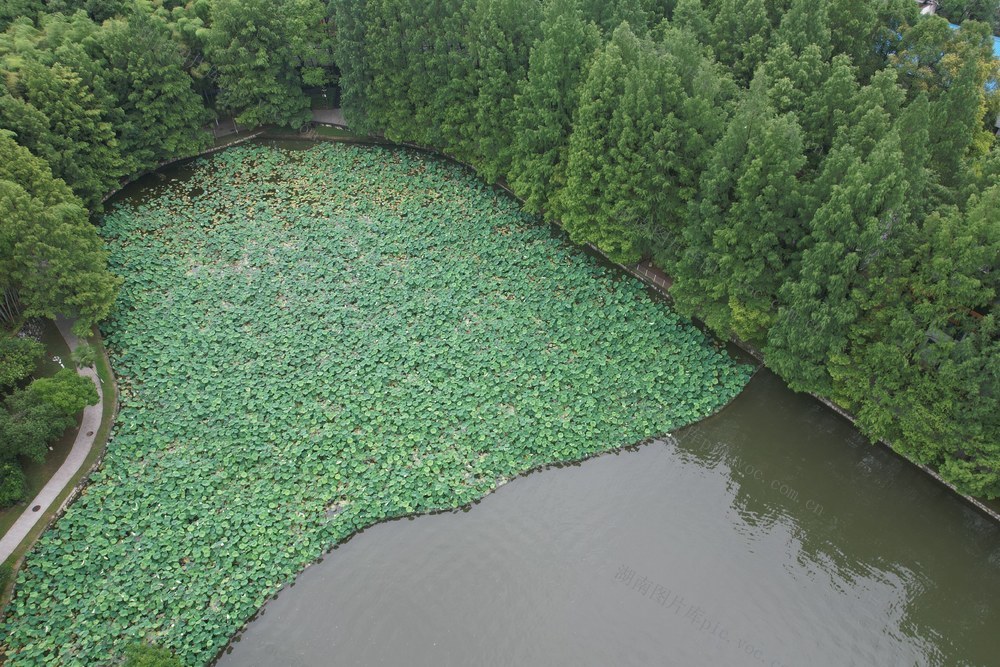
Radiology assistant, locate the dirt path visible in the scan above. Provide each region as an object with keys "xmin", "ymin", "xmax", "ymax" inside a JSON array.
[{"xmin": 0, "ymin": 318, "xmax": 104, "ymax": 563}]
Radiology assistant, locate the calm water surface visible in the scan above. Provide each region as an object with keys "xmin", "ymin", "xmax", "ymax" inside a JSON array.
[{"xmin": 217, "ymin": 370, "xmax": 1000, "ymax": 667}]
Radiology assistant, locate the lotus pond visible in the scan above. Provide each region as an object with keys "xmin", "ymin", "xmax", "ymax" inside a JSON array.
[{"xmin": 1, "ymin": 142, "xmax": 750, "ymax": 665}]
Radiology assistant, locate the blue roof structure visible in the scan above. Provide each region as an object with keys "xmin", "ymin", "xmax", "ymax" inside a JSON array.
[
  {"xmin": 947, "ymin": 22, "xmax": 1000, "ymax": 59},
  {"xmin": 946, "ymin": 23, "xmax": 1000, "ymax": 92}
]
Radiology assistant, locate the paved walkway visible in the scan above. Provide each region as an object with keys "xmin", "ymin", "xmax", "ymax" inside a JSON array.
[{"xmin": 0, "ymin": 318, "xmax": 104, "ymax": 563}]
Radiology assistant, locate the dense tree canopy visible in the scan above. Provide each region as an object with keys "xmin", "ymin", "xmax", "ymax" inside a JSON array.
[
  {"xmin": 99, "ymin": 9, "xmax": 210, "ymax": 175},
  {"xmin": 672, "ymin": 81, "xmax": 807, "ymax": 344},
  {"xmin": 0, "ymin": 133, "xmax": 120, "ymax": 331},
  {"xmin": 464, "ymin": 0, "xmax": 542, "ymax": 181},
  {"xmin": 207, "ymin": 0, "xmax": 331, "ymax": 128},
  {"xmin": 0, "ymin": 0, "xmax": 997, "ymax": 500},
  {"xmin": 507, "ymin": 0, "xmax": 601, "ymax": 214},
  {"xmin": 0, "ymin": 131, "xmax": 109, "ymax": 506},
  {"xmin": 0, "ymin": 336, "xmax": 43, "ymax": 392},
  {"xmin": 937, "ymin": 0, "xmax": 1000, "ymax": 33}
]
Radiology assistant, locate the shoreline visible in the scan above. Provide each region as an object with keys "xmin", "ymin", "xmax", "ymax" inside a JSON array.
[{"xmin": 134, "ymin": 119, "xmax": 1000, "ymax": 527}]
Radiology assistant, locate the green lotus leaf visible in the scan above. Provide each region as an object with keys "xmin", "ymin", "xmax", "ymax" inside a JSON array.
[{"xmin": 2, "ymin": 143, "xmax": 750, "ymax": 666}]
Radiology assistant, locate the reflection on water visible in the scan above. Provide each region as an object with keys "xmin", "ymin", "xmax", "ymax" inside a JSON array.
[{"xmin": 217, "ymin": 371, "xmax": 1000, "ymax": 667}]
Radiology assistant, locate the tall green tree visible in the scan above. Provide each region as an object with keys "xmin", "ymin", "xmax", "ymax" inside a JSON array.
[
  {"xmin": 891, "ymin": 15, "xmax": 997, "ymax": 99},
  {"xmin": 45, "ymin": 0, "xmax": 130, "ymax": 23},
  {"xmin": 159, "ymin": 0, "xmax": 216, "ymax": 108},
  {"xmin": 578, "ymin": 0, "xmax": 649, "ymax": 33},
  {"xmin": 352, "ymin": 0, "xmax": 474, "ymax": 149},
  {"xmin": 827, "ymin": 0, "xmax": 876, "ymax": 64},
  {"xmin": 553, "ymin": 23, "xmax": 649, "ymax": 262},
  {"xmin": 508, "ymin": 0, "xmax": 600, "ymax": 213},
  {"xmin": 804, "ymin": 68, "xmax": 905, "ymax": 217},
  {"xmin": 464, "ymin": 0, "xmax": 542, "ymax": 181},
  {"xmin": 825, "ymin": 0, "xmax": 914, "ymax": 80},
  {"xmin": 871, "ymin": 0, "xmax": 918, "ymax": 73},
  {"xmin": 0, "ymin": 133, "xmax": 120, "ymax": 332},
  {"xmin": 555, "ymin": 22, "xmax": 733, "ymax": 264},
  {"xmin": 937, "ymin": 0, "xmax": 1000, "ymax": 32},
  {"xmin": 757, "ymin": 43, "xmax": 868, "ymax": 170},
  {"xmin": 896, "ymin": 92, "xmax": 934, "ymax": 217},
  {"xmin": 331, "ymin": 0, "xmax": 374, "ymax": 131},
  {"xmin": 774, "ymin": 0, "xmax": 831, "ymax": 59},
  {"xmin": 207, "ymin": 0, "xmax": 331, "ymax": 127},
  {"xmin": 924, "ymin": 38, "xmax": 998, "ymax": 198},
  {"xmin": 712, "ymin": 0, "xmax": 771, "ymax": 85},
  {"xmin": 0, "ymin": 60, "xmax": 125, "ymax": 207},
  {"xmin": 766, "ymin": 130, "xmax": 909, "ymax": 395},
  {"xmin": 671, "ymin": 0, "xmax": 713, "ymax": 44},
  {"xmin": 98, "ymin": 8, "xmax": 210, "ymax": 176},
  {"xmin": 1, "ymin": 11, "xmax": 123, "ymax": 129},
  {"xmin": 647, "ymin": 23, "xmax": 734, "ymax": 264},
  {"xmin": 0, "ymin": 336, "xmax": 43, "ymax": 391},
  {"xmin": 0, "ymin": 1, "xmax": 44, "ymax": 30},
  {"xmin": 833, "ymin": 187, "xmax": 1000, "ymax": 497},
  {"xmin": 673, "ymin": 84, "xmax": 806, "ymax": 344}
]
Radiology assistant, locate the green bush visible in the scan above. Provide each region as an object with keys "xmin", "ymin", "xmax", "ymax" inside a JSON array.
[
  {"xmin": 71, "ymin": 343, "xmax": 97, "ymax": 368},
  {"xmin": 122, "ymin": 643, "xmax": 182, "ymax": 667},
  {"xmin": 0, "ymin": 370, "xmax": 99, "ymax": 463},
  {"xmin": 27, "ymin": 368, "xmax": 99, "ymax": 417},
  {"xmin": 0, "ymin": 461, "xmax": 27, "ymax": 508},
  {"xmin": 0, "ymin": 336, "xmax": 44, "ymax": 391}
]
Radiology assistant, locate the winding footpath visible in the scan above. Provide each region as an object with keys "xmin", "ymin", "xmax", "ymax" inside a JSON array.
[{"xmin": 0, "ymin": 318, "xmax": 104, "ymax": 563}]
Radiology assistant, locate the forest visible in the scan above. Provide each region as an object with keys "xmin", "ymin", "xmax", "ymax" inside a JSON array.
[{"xmin": 0, "ymin": 0, "xmax": 998, "ymax": 501}]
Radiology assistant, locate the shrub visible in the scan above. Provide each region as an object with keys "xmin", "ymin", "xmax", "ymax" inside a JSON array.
[
  {"xmin": 71, "ymin": 343, "xmax": 97, "ymax": 368},
  {"xmin": 0, "ymin": 336, "xmax": 44, "ymax": 391},
  {"xmin": 0, "ymin": 461, "xmax": 27, "ymax": 508}
]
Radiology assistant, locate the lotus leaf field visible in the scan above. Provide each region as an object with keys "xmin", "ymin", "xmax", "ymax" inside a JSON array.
[{"xmin": 2, "ymin": 143, "xmax": 751, "ymax": 665}]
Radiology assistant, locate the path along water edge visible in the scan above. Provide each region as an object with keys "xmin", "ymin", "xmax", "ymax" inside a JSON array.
[{"xmin": 0, "ymin": 318, "xmax": 105, "ymax": 564}]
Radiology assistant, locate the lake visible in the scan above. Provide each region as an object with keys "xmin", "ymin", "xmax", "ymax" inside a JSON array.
[{"xmin": 217, "ymin": 370, "xmax": 1000, "ymax": 667}]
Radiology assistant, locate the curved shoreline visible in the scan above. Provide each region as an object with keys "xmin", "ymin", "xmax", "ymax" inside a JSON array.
[
  {"xmin": 577, "ymin": 242, "xmax": 1000, "ymax": 525},
  {"xmin": 210, "ymin": 421, "xmax": 730, "ymax": 666},
  {"xmin": 295, "ymin": 116, "xmax": 1000, "ymax": 526},
  {"xmin": 356, "ymin": 127, "xmax": 1000, "ymax": 526},
  {"xmin": 3, "ymin": 141, "xmax": 752, "ymax": 666},
  {"xmin": 100, "ymin": 129, "xmax": 267, "ymax": 205},
  {"xmin": 120, "ymin": 115, "xmax": 1000, "ymax": 527},
  {"xmin": 4, "ymin": 130, "xmax": 991, "ymax": 664}
]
